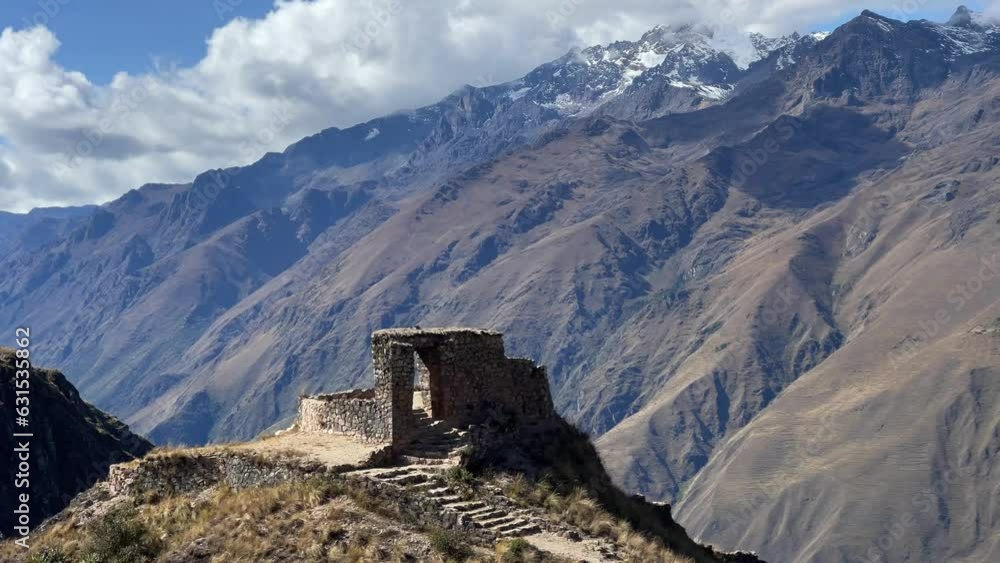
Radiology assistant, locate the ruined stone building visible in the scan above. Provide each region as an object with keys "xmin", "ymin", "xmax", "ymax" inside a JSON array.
[{"xmin": 298, "ymin": 328, "xmax": 555, "ymax": 445}]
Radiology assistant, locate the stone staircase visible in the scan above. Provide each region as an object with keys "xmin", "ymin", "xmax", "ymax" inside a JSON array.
[
  {"xmin": 401, "ymin": 408, "xmax": 470, "ymax": 466},
  {"xmin": 347, "ymin": 465, "xmax": 542, "ymax": 537},
  {"xmin": 343, "ymin": 409, "xmax": 542, "ymax": 537}
]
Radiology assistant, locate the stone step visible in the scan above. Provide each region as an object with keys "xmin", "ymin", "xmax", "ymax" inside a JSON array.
[
  {"xmin": 401, "ymin": 455, "xmax": 453, "ymax": 466},
  {"xmin": 382, "ymin": 472, "xmax": 431, "ymax": 486},
  {"xmin": 407, "ymin": 444, "xmax": 460, "ymax": 454},
  {"xmin": 425, "ymin": 487, "xmax": 453, "ymax": 497},
  {"xmin": 433, "ymin": 495, "xmax": 463, "ymax": 504},
  {"xmin": 414, "ymin": 432, "xmax": 463, "ymax": 440},
  {"xmin": 349, "ymin": 467, "xmax": 408, "ymax": 479},
  {"xmin": 408, "ymin": 443, "xmax": 458, "ymax": 451},
  {"xmin": 406, "ymin": 480, "xmax": 443, "ymax": 493},
  {"xmin": 411, "ymin": 435, "xmax": 461, "ymax": 444},
  {"xmin": 441, "ymin": 500, "xmax": 486, "ymax": 512},
  {"xmin": 492, "ymin": 518, "xmax": 531, "ymax": 533},
  {"xmin": 373, "ymin": 467, "xmax": 417, "ymax": 479},
  {"xmin": 405, "ymin": 453, "xmax": 453, "ymax": 461},
  {"xmin": 499, "ymin": 523, "xmax": 541, "ymax": 537},
  {"xmin": 414, "ymin": 437, "xmax": 465, "ymax": 446},
  {"xmin": 408, "ymin": 440, "xmax": 463, "ymax": 450},
  {"xmin": 475, "ymin": 515, "xmax": 519, "ymax": 529},
  {"xmin": 466, "ymin": 507, "xmax": 504, "ymax": 520},
  {"xmin": 410, "ymin": 430, "xmax": 462, "ymax": 438}
]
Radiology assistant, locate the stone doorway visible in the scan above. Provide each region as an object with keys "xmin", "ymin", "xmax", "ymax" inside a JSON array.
[{"xmin": 413, "ymin": 346, "xmax": 449, "ymax": 420}]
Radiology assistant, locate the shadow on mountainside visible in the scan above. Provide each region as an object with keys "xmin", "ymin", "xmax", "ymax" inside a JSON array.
[
  {"xmin": 706, "ymin": 106, "xmax": 910, "ymax": 209},
  {"xmin": 467, "ymin": 415, "xmax": 764, "ymax": 563}
]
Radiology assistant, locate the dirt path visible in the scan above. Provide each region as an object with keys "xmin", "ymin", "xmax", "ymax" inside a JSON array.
[
  {"xmin": 525, "ymin": 531, "xmax": 620, "ymax": 562},
  {"xmin": 229, "ymin": 430, "xmax": 389, "ymax": 468}
]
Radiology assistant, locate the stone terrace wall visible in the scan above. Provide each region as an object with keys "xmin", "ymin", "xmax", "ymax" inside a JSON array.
[
  {"xmin": 107, "ymin": 447, "xmax": 393, "ymax": 498},
  {"xmin": 108, "ymin": 451, "xmax": 320, "ymax": 498},
  {"xmin": 298, "ymin": 341, "xmax": 414, "ymax": 444},
  {"xmin": 299, "ymin": 393, "xmax": 388, "ymax": 444}
]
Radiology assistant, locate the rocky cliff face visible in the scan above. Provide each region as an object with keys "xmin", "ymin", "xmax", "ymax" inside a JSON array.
[{"xmin": 0, "ymin": 348, "xmax": 152, "ymax": 536}]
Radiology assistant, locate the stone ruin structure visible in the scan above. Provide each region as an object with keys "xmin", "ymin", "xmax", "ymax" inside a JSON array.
[{"xmin": 298, "ymin": 328, "xmax": 554, "ymax": 445}]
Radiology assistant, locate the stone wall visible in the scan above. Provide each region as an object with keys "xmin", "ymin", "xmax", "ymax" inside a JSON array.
[
  {"xmin": 298, "ymin": 386, "xmax": 391, "ymax": 443},
  {"xmin": 107, "ymin": 447, "xmax": 393, "ymax": 498},
  {"xmin": 299, "ymin": 327, "xmax": 555, "ymax": 446},
  {"xmin": 108, "ymin": 452, "xmax": 319, "ymax": 498},
  {"xmin": 297, "ymin": 341, "xmax": 415, "ymax": 443},
  {"xmin": 372, "ymin": 328, "xmax": 555, "ymax": 433},
  {"xmin": 375, "ymin": 341, "xmax": 415, "ymax": 444}
]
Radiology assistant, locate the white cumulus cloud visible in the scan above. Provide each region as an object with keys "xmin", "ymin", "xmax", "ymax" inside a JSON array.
[{"xmin": 0, "ymin": 0, "xmax": 974, "ymax": 211}]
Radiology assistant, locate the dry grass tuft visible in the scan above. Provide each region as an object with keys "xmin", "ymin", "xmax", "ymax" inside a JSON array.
[
  {"xmin": 496, "ymin": 476, "xmax": 694, "ymax": 563},
  {"xmin": 5, "ymin": 475, "xmax": 442, "ymax": 562}
]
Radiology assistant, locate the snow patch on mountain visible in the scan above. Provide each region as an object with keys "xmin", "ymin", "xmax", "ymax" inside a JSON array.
[
  {"xmin": 668, "ymin": 79, "xmax": 733, "ymax": 100},
  {"xmin": 495, "ymin": 22, "xmax": 819, "ymax": 119},
  {"xmin": 931, "ymin": 7, "xmax": 1000, "ymax": 60}
]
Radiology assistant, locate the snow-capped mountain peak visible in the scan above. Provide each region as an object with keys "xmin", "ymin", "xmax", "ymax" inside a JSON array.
[
  {"xmin": 946, "ymin": 4, "xmax": 997, "ymax": 29},
  {"xmin": 502, "ymin": 23, "xmax": 813, "ymax": 118},
  {"xmin": 933, "ymin": 6, "xmax": 1000, "ymax": 59}
]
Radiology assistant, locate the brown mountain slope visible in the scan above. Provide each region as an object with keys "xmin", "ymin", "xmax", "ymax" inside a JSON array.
[
  {"xmin": 607, "ymin": 72, "xmax": 1000, "ymax": 562},
  {"xmin": 130, "ymin": 118, "xmax": 732, "ymax": 443}
]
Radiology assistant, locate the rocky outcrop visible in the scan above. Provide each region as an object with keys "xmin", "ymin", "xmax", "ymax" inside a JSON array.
[
  {"xmin": 107, "ymin": 445, "xmax": 394, "ymax": 499},
  {"xmin": 108, "ymin": 451, "xmax": 319, "ymax": 499},
  {"xmin": 0, "ymin": 348, "xmax": 152, "ymax": 533}
]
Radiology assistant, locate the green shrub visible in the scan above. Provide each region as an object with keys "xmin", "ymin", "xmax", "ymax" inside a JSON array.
[
  {"xmin": 498, "ymin": 537, "xmax": 536, "ymax": 561},
  {"xmin": 446, "ymin": 467, "xmax": 476, "ymax": 487},
  {"xmin": 83, "ymin": 505, "xmax": 162, "ymax": 563},
  {"xmin": 428, "ymin": 528, "xmax": 472, "ymax": 562}
]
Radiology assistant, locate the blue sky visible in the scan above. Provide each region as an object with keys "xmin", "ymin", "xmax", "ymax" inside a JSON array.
[
  {"xmin": 0, "ymin": 1, "xmax": 992, "ymax": 212},
  {"xmin": 0, "ymin": 0, "xmax": 274, "ymax": 83},
  {"xmin": 815, "ymin": 1, "xmax": 985, "ymax": 30},
  {"xmin": 0, "ymin": 1, "xmax": 982, "ymax": 84}
]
